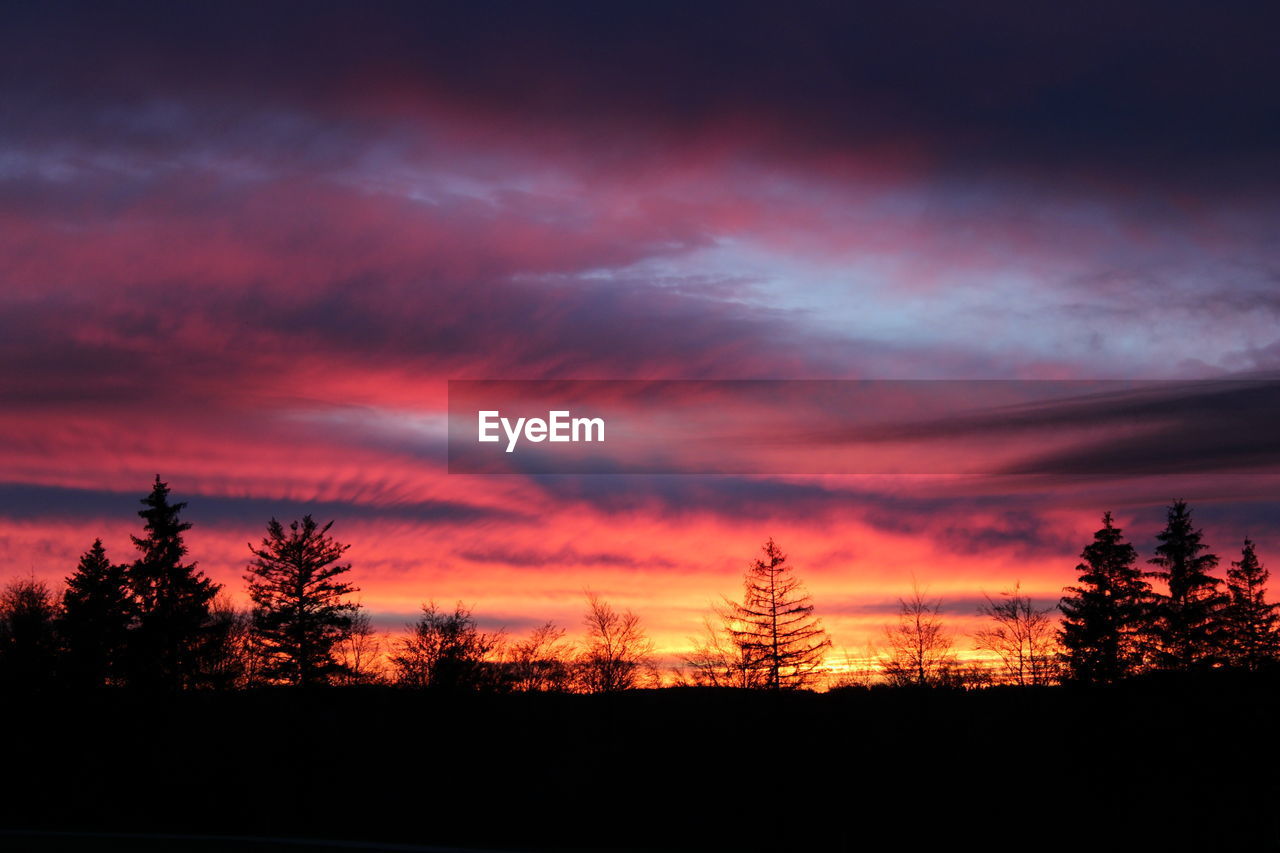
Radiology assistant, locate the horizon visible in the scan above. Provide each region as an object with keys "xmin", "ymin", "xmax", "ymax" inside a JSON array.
[{"xmin": 13, "ymin": 474, "xmax": 1273, "ymax": 673}]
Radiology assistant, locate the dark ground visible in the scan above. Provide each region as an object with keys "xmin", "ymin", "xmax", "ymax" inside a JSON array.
[{"xmin": 3, "ymin": 676, "xmax": 1277, "ymax": 851}]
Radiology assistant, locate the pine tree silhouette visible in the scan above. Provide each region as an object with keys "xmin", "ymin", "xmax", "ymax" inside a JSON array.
[
  {"xmin": 1222, "ymin": 539, "xmax": 1279, "ymax": 670},
  {"xmin": 61, "ymin": 538, "xmax": 133, "ymax": 687},
  {"xmin": 728, "ymin": 538, "xmax": 830, "ymax": 690},
  {"xmin": 245, "ymin": 515, "xmax": 360, "ymax": 686},
  {"xmin": 1059, "ymin": 512, "xmax": 1151, "ymax": 684},
  {"xmin": 1147, "ymin": 500, "xmax": 1225, "ymax": 670},
  {"xmin": 127, "ymin": 475, "xmax": 220, "ymax": 688}
]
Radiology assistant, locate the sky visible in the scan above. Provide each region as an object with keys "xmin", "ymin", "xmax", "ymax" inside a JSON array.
[{"xmin": 3, "ymin": 1, "xmax": 1279, "ymax": 661}]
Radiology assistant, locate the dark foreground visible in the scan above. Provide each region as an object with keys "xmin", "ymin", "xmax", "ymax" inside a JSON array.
[{"xmin": 3, "ymin": 676, "xmax": 1277, "ymax": 851}]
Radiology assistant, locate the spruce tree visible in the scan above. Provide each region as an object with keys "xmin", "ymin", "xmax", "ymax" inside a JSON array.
[
  {"xmin": 1059, "ymin": 512, "xmax": 1151, "ymax": 684},
  {"xmin": 127, "ymin": 475, "xmax": 220, "ymax": 688},
  {"xmin": 245, "ymin": 515, "xmax": 359, "ymax": 686},
  {"xmin": 1221, "ymin": 539, "xmax": 1279, "ymax": 670},
  {"xmin": 1147, "ymin": 500, "xmax": 1225, "ymax": 670},
  {"xmin": 727, "ymin": 538, "xmax": 830, "ymax": 690},
  {"xmin": 61, "ymin": 539, "xmax": 134, "ymax": 687}
]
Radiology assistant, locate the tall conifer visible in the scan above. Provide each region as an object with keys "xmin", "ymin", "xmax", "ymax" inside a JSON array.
[
  {"xmin": 62, "ymin": 538, "xmax": 133, "ymax": 686},
  {"xmin": 1059, "ymin": 512, "xmax": 1151, "ymax": 684},
  {"xmin": 727, "ymin": 539, "xmax": 830, "ymax": 690},
  {"xmin": 127, "ymin": 476, "xmax": 220, "ymax": 688},
  {"xmin": 1221, "ymin": 538, "xmax": 1278, "ymax": 669},
  {"xmin": 1147, "ymin": 500, "xmax": 1224, "ymax": 670},
  {"xmin": 245, "ymin": 515, "xmax": 359, "ymax": 686}
]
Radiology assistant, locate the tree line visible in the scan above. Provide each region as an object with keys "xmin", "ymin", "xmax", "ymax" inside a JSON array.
[
  {"xmin": 1, "ymin": 479, "xmax": 1276, "ymax": 691},
  {"xmin": 818, "ymin": 499, "xmax": 1278, "ymax": 688},
  {"xmin": 1058, "ymin": 502, "xmax": 1278, "ymax": 683},
  {"xmin": 0, "ymin": 476, "xmax": 663, "ymax": 692}
]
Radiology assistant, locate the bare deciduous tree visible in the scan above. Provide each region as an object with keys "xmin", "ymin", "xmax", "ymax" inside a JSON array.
[
  {"xmin": 974, "ymin": 582, "xmax": 1060, "ymax": 685},
  {"xmin": 682, "ymin": 606, "xmax": 768, "ymax": 688},
  {"xmin": 577, "ymin": 591, "xmax": 655, "ymax": 693},
  {"xmin": 333, "ymin": 610, "xmax": 387, "ymax": 685},
  {"xmin": 0, "ymin": 577, "xmax": 59, "ymax": 689},
  {"xmin": 198, "ymin": 593, "xmax": 254, "ymax": 689},
  {"xmin": 391, "ymin": 601, "xmax": 505, "ymax": 691},
  {"xmin": 509, "ymin": 620, "xmax": 573, "ymax": 692},
  {"xmin": 881, "ymin": 581, "xmax": 958, "ymax": 687}
]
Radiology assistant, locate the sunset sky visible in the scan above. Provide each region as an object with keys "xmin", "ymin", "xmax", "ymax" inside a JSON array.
[{"xmin": 3, "ymin": 2, "xmax": 1279, "ymax": 661}]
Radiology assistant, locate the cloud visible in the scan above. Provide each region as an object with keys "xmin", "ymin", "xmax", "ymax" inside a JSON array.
[
  {"xmin": 833, "ymin": 379, "xmax": 1280, "ymax": 476},
  {"xmin": 7, "ymin": 1, "xmax": 1278, "ymax": 188},
  {"xmin": 3, "ymin": 2, "xmax": 1280, "ymax": 656},
  {"xmin": 0, "ymin": 481, "xmax": 518, "ymax": 527}
]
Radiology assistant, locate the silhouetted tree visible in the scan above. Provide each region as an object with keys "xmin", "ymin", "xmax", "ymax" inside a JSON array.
[
  {"xmin": 126, "ymin": 476, "xmax": 221, "ymax": 688},
  {"xmin": 1147, "ymin": 500, "xmax": 1225, "ymax": 670},
  {"xmin": 333, "ymin": 611, "xmax": 387, "ymax": 685},
  {"xmin": 1221, "ymin": 539, "xmax": 1279, "ymax": 670},
  {"xmin": 61, "ymin": 539, "xmax": 133, "ymax": 687},
  {"xmin": 723, "ymin": 538, "xmax": 830, "ymax": 690},
  {"xmin": 577, "ymin": 591, "xmax": 654, "ymax": 692},
  {"xmin": 682, "ymin": 605, "xmax": 767, "ymax": 688},
  {"xmin": 1059, "ymin": 512, "xmax": 1151, "ymax": 684},
  {"xmin": 0, "ymin": 577, "xmax": 59, "ymax": 689},
  {"xmin": 390, "ymin": 601, "xmax": 504, "ymax": 690},
  {"xmin": 882, "ymin": 580, "xmax": 958, "ymax": 687},
  {"xmin": 195, "ymin": 594, "xmax": 253, "ymax": 689},
  {"xmin": 509, "ymin": 620, "xmax": 573, "ymax": 692},
  {"xmin": 974, "ymin": 582, "xmax": 1060, "ymax": 685},
  {"xmin": 245, "ymin": 515, "xmax": 359, "ymax": 686}
]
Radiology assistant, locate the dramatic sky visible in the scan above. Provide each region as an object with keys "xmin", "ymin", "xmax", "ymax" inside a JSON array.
[{"xmin": 3, "ymin": 1, "xmax": 1279, "ymax": 662}]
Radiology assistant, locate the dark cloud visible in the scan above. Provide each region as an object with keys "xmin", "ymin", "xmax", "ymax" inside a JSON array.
[
  {"xmin": 448, "ymin": 379, "xmax": 1280, "ymax": 476},
  {"xmin": 4, "ymin": 1, "xmax": 1278, "ymax": 188},
  {"xmin": 456, "ymin": 545, "xmax": 677, "ymax": 570},
  {"xmin": 780, "ymin": 378, "xmax": 1280, "ymax": 476},
  {"xmin": 0, "ymin": 481, "xmax": 519, "ymax": 527},
  {"xmin": 822, "ymin": 593, "xmax": 1062, "ymax": 618},
  {"xmin": 523, "ymin": 473, "xmax": 1073, "ymax": 549},
  {"xmin": 989, "ymin": 379, "xmax": 1280, "ymax": 475}
]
